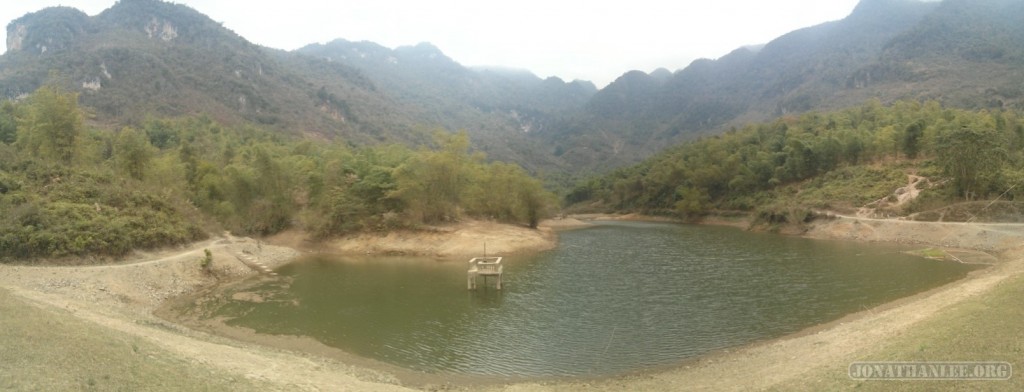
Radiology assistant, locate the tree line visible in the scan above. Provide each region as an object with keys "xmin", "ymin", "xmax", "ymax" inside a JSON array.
[
  {"xmin": 0, "ymin": 84, "xmax": 556, "ymax": 261},
  {"xmin": 567, "ymin": 99, "xmax": 1024, "ymax": 218}
]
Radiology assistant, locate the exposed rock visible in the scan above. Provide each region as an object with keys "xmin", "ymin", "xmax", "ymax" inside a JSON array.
[
  {"xmin": 6, "ymin": 24, "xmax": 27, "ymax": 52},
  {"xmin": 82, "ymin": 78, "xmax": 102, "ymax": 91},
  {"xmin": 145, "ymin": 17, "xmax": 178, "ymax": 41}
]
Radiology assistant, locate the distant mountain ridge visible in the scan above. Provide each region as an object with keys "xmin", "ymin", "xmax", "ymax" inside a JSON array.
[
  {"xmin": 296, "ymin": 40, "xmax": 596, "ymax": 133},
  {"xmin": 551, "ymin": 0, "xmax": 939, "ymax": 168},
  {"xmin": 534, "ymin": 0, "xmax": 1024, "ymax": 172},
  {"xmin": 3, "ymin": 0, "xmax": 1024, "ymax": 179},
  {"xmin": 0, "ymin": 0, "xmax": 391, "ymax": 143},
  {"xmin": 0, "ymin": 0, "xmax": 594, "ymax": 173}
]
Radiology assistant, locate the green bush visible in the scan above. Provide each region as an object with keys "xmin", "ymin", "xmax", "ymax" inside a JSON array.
[
  {"xmin": 199, "ymin": 248, "xmax": 213, "ymax": 272},
  {"xmin": 2, "ymin": 88, "xmax": 559, "ymax": 262}
]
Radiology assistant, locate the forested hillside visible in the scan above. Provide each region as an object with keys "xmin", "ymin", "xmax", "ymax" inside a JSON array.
[
  {"xmin": 543, "ymin": 0, "xmax": 1024, "ymax": 172},
  {"xmin": 0, "ymin": 0, "xmax": 591, "ymax": 176},
  {"xmin": 5, "ymin": 0, "xmax": 1024, "ymax": 260},
  {"xmin": 4, "ymin": 0, "xmax": 1024, "ymax": 179},
  {"xmin": 0, "ymin": 84, "xmax": 555, "ymax": 261},
  {"xmin": 0, "ymin": 0, "xmax": 437, "ymax": 147},
  {"xmin": 567, "ymin": 100, "xmax": 1024, "ymax": 224},
  {"xmin": 296, "ymin": 40, "xmax": 598, "ymax": 174}
]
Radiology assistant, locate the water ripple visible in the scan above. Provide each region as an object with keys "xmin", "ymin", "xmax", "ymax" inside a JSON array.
[{"xmin": 210, "ymin": 221, "xmax": 978, "ymax": 378}]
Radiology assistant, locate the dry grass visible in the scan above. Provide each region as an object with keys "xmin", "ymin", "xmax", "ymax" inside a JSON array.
[
  {"xmin": 0, "ymin": 288, "xmax": 274, "ymax": 391},
  {"xmin": 771, "ymin": 273, "xmax": 1024, "ymax": 391}
]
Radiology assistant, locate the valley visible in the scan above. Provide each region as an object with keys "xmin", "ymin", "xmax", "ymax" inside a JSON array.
[{"xmin": 2, "ymin": 0, "xmax": 1024, "ymax": 390}]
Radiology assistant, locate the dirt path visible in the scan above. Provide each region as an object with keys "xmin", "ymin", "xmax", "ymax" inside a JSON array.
[{"xmin": 856, "ymin": 174, "xmax": 932, "ymax": 218}]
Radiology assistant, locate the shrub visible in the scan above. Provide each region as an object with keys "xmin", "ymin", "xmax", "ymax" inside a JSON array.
[{"xmin": 199, "ymin": 248, "xmax": 213, "ymax": 273}]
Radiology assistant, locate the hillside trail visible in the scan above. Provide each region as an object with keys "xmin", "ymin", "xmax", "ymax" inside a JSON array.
[{"xmin": 855, "ymin": 174, "xmax": 928, "ymax": 218}]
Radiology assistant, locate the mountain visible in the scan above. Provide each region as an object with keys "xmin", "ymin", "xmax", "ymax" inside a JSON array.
[
  {"xmin": 540, "ymin": 0, "xmax": 1024, "ymax": 172},
  {"xmin": 538, "ymin": 0, "xmax": 940, "ymax": 171},
  {"xmin": 297, "ymin": 40, "xmax": 596, "ymax": 124},
  {"xmin": 0, "ymin": 0, "xmax": 588, "ymax": 172},
  {"xmin": 851, "ymin": 0, "xmax": 1024, "ymax": 108},
  {"xmin": 295, "ymin": 39, "xmax": 597, "ymax": 172},
  {"xmin": 3, "ymin": 0, "xmax": 1024, "ymax": 181},
  {"xmin": 0, "ymin": 0, "xmax": 410, "ymax": 145}
]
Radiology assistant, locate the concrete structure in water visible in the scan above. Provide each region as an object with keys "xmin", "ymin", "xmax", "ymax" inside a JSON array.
[{"xmin": 467, "ymin": 257, "xmax": 503, "ymax": 290}]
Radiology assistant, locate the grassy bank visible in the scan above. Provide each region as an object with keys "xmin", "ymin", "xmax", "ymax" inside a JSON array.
[
  {"xmin": 0, "ymin": 288, "xmax": 274, "ymax": 391},
  {"xmin": 772, "ymin": 272, "xmax": 1024, "ymax": 391}
]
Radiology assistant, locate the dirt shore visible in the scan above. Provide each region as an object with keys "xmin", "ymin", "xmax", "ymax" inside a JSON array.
[
  {"xmin": 262, "ymin": 218, "xmax": 573, "ymax": 257},
  {"xmin": 0, "ymin": 220, "xmax": 565, "ymax": 390},
  {"xmin": 1, "ymin": 215, "xmax": 1022, "ymax": 391}
]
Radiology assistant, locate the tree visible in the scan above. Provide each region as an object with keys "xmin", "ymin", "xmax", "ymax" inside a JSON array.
[
  {"xmin": 250, "ymin": 146, "xmax": 293, "ymax": 234},
  {"xmin": 465, "ymin": 162, "xmax": 554, "ymax": 228},
  {"xmin": 114, "ymin": 127, "xmax": 153, "ymax": 180},
  {"xmin": 674, "ymin": 186, "xmax": 710, "ymax": 218},
  {"xmin": 392, "ymin": 131, "xmax": 475, "ymax": 223},
  {"xmin": 901, "ymin": 120, "xmax": 925, "ymax": 159},
  {"xmin": 18, "ymin": 84, "xmax": 83, "ymax": 165},
  {"xmin": 0, "ymin": 100, "xmax": 17, "ymax": 145},
  {"xmin": 873, "ymin": 125, "xmax": 898, "ymax": 160},
  {"xmin": 934, "ymin": 127, "xmax": 1006, "ymax": 200},
  {"xmin": 516, "ymin": 175, "xmax": 551, "ymax": 228}
]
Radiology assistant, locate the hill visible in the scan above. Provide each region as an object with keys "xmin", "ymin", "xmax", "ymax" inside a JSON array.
[
  {"xmin": 542, "ymin": 0, "xmax": 1024, "ymax": 172},
  {"xmin": 4, "ymin": 0, "xmax": 1024, "ymax": 179},
  {"xmin": 295, "ymin": 40, "xmax": 597, "ymax": 173},
  {"xmin": 565, "ymin": 99, "xmax": 1024, "ymax": 227},
  {"xmin": 0, "ymin": 1, "xmax": 595, "ymax": 174},
  {"xmin": 0, "ymin": 1, "xmax": 444, "ymax": 148},
  {"xmin": 297, "ymin": 40, "xmax": 596, "ymax": 124}
]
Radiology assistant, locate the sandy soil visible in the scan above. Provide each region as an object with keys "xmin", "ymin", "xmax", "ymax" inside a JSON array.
[
  {"xmin": 264, "ymin": 219, "xmax": 566, "ymax": 258},
  {"xmin": 808, "ymin": 214, "xmax": 1024, "ymax": 254},
  {"xmin": 0, "ymin": 235, "xmax": 413, "ymax": 391},
  {"xmin": 2, "ymin": 216, "xmax": 1023, "ymax": 391}
]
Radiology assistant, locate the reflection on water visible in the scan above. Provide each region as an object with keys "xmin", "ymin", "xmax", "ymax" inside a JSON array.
[
  {"xmin": 469, "ymin": 289, "xmax": 505, "ymax": 308},
  {"xmin": 196, "ymin": 221, "xmax": 979, "ymax": 377}
]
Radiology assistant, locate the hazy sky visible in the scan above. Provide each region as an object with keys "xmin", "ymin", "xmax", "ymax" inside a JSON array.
[{"xmin": 2, "ymin": 0, "xmax": 863, "ymax": 87}]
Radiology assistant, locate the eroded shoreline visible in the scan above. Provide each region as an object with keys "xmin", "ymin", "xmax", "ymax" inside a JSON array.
[{"xmin": 2, "ymin": 216, "xmax": 1023, "ymax": 390}]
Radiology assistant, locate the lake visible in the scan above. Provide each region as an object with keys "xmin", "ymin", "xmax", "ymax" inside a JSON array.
[{"xmin": 190, "ymin": 221, "xmax": 978, "ymax": 378}]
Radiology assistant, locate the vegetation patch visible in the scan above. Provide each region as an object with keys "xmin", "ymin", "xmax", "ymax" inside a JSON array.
[
  {"xmin": 568, "ymin": 100, "xmax": 1024, "ymax": 221},
  {"xmin": 910, "ymin": 201, "xmax": 1024, "ymax": 223},
  {"xmin": 0, "ymin": 84, "xmax": 557, "ymax": 262},
  {"xmin": 906, "ymin": 248, "xmax": 949, "ymax": 260}
]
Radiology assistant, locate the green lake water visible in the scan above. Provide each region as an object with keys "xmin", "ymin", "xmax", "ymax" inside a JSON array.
[{"xmin": 197, "ymin": 221, "xmax": 979, "ymax": 378}]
